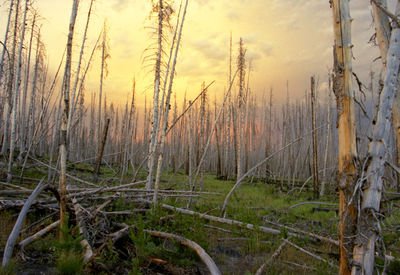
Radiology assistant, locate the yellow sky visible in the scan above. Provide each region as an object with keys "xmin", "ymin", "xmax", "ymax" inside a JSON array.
[{"xmin": 0, "ymin": 0, "xmax": 384, "ymax": 108}]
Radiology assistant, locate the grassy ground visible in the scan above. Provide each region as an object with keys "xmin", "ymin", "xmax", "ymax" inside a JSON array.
[{"xmin": 1, "ymin": 163, "xmax": 400, "ymax": 274}]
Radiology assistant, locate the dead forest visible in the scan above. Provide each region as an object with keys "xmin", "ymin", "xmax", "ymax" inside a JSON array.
[{"xmin": 0, "ymin": 0, "xmax": 400, "ymax": 274}]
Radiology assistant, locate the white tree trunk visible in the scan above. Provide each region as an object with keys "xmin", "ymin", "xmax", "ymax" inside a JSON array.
[
  {"xmin": 153, "ymin": 0, "xmax": 189, "ymax": 205},
  {"xmin": 0, "ymin": 0, "xmax": 14, "ymax": 88},
  {"xmin": 19, "ymin": 12, "xmax": 36, "ymax": 156},
  {"xmin": 352, "ymin": 3, "xmax": 400, "ymax": 274},
  {"xmin": 68, "ymin": 0, "xmax": 94, "ymax": 138},
  {"xmin": 1, "ymin": 0, "xmax": 20, "ymax": 156},
  {"xmin": 59, "ymin": 0, "xmax": 79, "ymax": 234},
  {"xmin": 147, "ymin": 0, "xmax": 164, "ymax": 190},
  {"xmin": 7, "ymin": 0, "xmax": 29, "ymax": 183}
]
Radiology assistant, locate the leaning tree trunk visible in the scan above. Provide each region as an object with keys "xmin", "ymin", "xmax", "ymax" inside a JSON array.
[
  {"xmin": 371, "ymin": 0, "xmax": 400, "ymax": 191},
  {"xmin": 59, "ymin": 0, "xmax": 79, "ymax": 236},
  {"xmin": 352, "ymin": 2, "xmax": 400, "ymax": 274},
  {"xmin": 68, "ymin": 0, "xmax": 94, "ymax": 138},
  {"xmin": 331, "ymin": 1, "xmax": 358, "ymax": 274}
]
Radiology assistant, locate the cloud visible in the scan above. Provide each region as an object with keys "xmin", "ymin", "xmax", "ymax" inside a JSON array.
[
  {"xmin": 111, "ymin": 0, "xmax": 129, "ymax": 11},
  {"xmin": 226, "ymin": 11, "xmax": 240, "ymax": 21},
  {"xmin": 259, "ymin": 42, "xmax": 273, "ymax": 57},
  {"xmin": 191, "ymin": 39, "xmax": 227, "ymax": 61}
]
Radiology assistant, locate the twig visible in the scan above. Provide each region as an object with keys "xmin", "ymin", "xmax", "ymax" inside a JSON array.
[
  {"xmin": 255, "ymin": 239, "xmax": 287, "ymax": 275},
  {"xmin": 30, "ymin": 156, "xmax": 99, "ymax": 187},
  {"xmin": 289, "ymin": 201, "xmax": 338, "ymax": 209},
  {"xmin": 262, "ymin": 218, "xmax": 339, "ymax": 246},
  {"xmin": 283, "ymin": 239, "xmax": 337, "ymax": 268}
]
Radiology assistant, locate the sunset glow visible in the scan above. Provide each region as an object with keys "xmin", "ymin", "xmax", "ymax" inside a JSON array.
[{"xmin": 0, "ymin": 0, "xmax": 382, "ymax": 107}]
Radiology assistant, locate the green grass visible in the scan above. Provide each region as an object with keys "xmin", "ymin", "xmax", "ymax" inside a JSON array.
[{"xmin": 5, "ymin": 162, "xmax": 399, "ymax": 274}]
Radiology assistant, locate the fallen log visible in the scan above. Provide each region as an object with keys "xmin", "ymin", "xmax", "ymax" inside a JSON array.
[
  {"xmin": 72, "ymin": 198, "xmax": 94, "ymax": 263},
  {"xmin": 19, "ymin": 220, "xmax": 60, "ymax": 250},
  {"xmin": 110, "ymin": 224, "xmax": 221, "ymax": 275},
  {"xmin": 137, "ymin": 199, "xmax": 339, "ymax": 246},
  {"xmin": 262, "ymin": 218, "xmax": 339, "ymax": 246},
  {"xmin": 2, "ymin": 179, "xmax": 47, "ymax": 267},
  {"xmin": 145, "ymin": 229, "xmax": 221, "ymax": 275},
  {"xmin": 255, "ymin": 239, "xmax": 287, "ymax": 275},
  {"xmin": 283, "ymin": 239, "xmax": 336, "ymax": 269}
]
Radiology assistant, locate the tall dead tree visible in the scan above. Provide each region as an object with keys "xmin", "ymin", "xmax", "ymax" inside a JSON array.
[
  {"xmin": 68, "ymin": 0, "xmax": 95, "ymax": 138},
  {"xmin": 20, "ymin": 12, "xmax": 37, "ymax": 156},
  {"xmin": 371, "ymin": 0, "xmax": 400, "ymax": 192},
  {"xmin": 98, "ymin": 20, "xmax": 110, "ymax": 153},
  {"xmin": 7, "ymin": 0, "xmax": 29, "ymax": 183},
  {"xmin": 310, "ymin": 76, "xmax": 319, "ymax": 198},
  {"xmin": 331, "ymin": 0, "xmax": 358, "ymax": 274},
  {"xmin": 352, "ymin": 2, "xmax": 400, "ymax": 274},
  {"xmin": 236, "ymin": 38, "xmax": 245, "ymax": 180},
  {"xmin": 0, "ymin": 0, "xmax": 14, "ymax": 89},
  {"xmin": 147, "ymin": 0, "xmax": 164, "ymax": 189},
  {"xmin": 153, "ymin": 0, "xmax": 188, "ymax": 205},
  {"xmin": 1, "ymin": 0, "xmax": 20, "ymax": 156},
  {"xmin": 59, "ymin": 0, "xmax": 79, "ymax": 235}
]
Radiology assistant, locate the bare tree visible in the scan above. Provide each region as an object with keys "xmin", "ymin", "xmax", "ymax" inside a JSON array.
[
  {"xmin": 7, "ymin": 0, "xmax": 29, "ymax": 183},
  {"xmin": 147, "ymin": 0, "xmax": 164, "ymax": 189},
  {"xmin": 59, "ymin": 0, "xmax": 79, "ymax": 235},
  {"xmin": 236, "ymin": 38, "xmax": 245, "ymax": 180},
  {"xmin": 1, "ymin": 0, "xmax": 20, "ymax": 156},
  {"xmin": 352, "ymin": 2, "xmax": 400, "ymax": 274},
  {"xmin": 331, "ymin": 1, "xmax": 358, "ymax": 274},
  {"xmin": 310, "ymin": 76, "xmax": 319, "ymax": 198}
]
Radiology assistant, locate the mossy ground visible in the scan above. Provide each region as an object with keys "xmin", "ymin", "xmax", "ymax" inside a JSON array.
[{"xmin": 1, "ymin": 163, "xmax": 399, "ymax": 274}]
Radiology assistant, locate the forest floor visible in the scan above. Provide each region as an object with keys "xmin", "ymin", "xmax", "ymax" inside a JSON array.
[{"xmin": 0, "ymin": 160, "xmax": 399, "ymax": 274}]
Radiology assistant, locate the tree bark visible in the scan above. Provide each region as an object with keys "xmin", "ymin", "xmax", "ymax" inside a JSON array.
[
  {"xmin": 147, "ymin": 0, "xmax": 163, "ymax": 190},
  {"xmin": 2, "ymin": 179, "xmax": 47, "ymax": 267},
  {"xmin": 331, "ymin": 1, "xmax": 358, "ymax": 274},
  {"xmin": 311, "ymin": 76, "xmax": 319, "ymax": 199},
  {"xmin": 93, "ymin": 118, "xmax": 110, "ymax": 183},
  {"xmin": 59, "ymin": 0, "xmax": 79, "ymax": 237},
  {"xmin": 7, "ymin": 0, "xmax": 29, "ymax": 183},
  {"xmin": 153, "ymin": 0, "xmax": 188, "ymax": 205},
  {"xmin": 352, "ymin": 2, "xmax": 400, "ymax": 274}
]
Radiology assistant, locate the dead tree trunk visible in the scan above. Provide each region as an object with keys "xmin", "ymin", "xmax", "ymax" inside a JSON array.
[
  {"xmin": 310, "ymin": 76, "xmax": 319, "ymax": 199},
  {"xmin": 0, "ymin": 0, "xmax": 14, "ymax": 88},
  {"xmin": 19, "ymin": 12, "xmax": 36, "ymax": 156},
  {"xmin": 93, "ymin": 118, "xmax": 110, "ymax": 183},
  {"xmin": 68, "ymin": 0, "xmax": 95, "ymax": 138},
  {"xmin": 153, "ymin": 0, "xmax": 188, "ymax": 205},
  {"xmin": 352, "ymin": 2, "xmax": 400, "ymax": 274},
  {"xmin": 1, "ymin": 0, "xmax": 20, "ymax": 157},
  {"xmin": 146, "ymin": 0, "xmax": 163, "ymax": 190},
  {"xmin": 331, "ymin": 1, "xmax": 358, "ymax": 274},
  {"xmin": 59, "ymin": 0, "xmax": 79, "ymax": 236},
  {"xmin": 7, "ymin": 0, "xmax": 29, "ymax": 183}
]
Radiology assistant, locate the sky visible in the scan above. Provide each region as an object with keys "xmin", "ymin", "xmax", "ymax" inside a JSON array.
[{"xmin": 0, "ymin": 0, "xmax": 393, "ymax": 108}]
